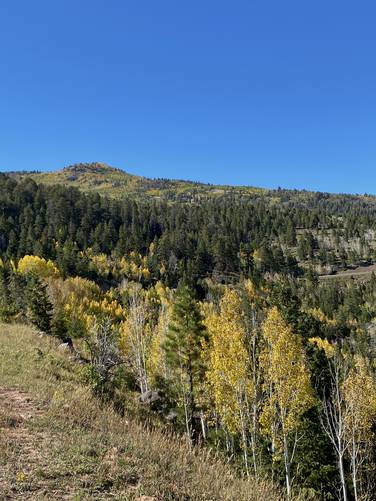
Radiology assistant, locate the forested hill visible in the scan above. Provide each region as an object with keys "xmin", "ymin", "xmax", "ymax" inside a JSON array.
[
  {"xmin": 7, "ymin": 161, "xmax": 376, "ymax": 209},
  {"xmin": 2, "ymin": 168, "xmax": 376, "ymax": 282},
  {"xmin": 9, "ymin": 161, "xmax": 264, "ymax": 201}
]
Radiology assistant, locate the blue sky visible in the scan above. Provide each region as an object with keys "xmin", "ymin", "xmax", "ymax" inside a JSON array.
[{"xmin": 1, "ymin": 1, "xmax": 376, "ymax": 193}]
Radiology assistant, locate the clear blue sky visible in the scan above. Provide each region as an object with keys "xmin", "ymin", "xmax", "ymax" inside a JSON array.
[{"xmin": 1, "ymin": 1, "xmax": 376, "ymax": 193}]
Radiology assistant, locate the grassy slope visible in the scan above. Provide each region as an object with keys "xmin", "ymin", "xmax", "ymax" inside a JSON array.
[{"xmin": 0, "ymin": 323, "xmax": 280, "ymax": 501}]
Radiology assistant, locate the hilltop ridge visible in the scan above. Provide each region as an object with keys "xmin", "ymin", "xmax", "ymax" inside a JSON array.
[
  {"xmin": 8, "ymin": 161, "xmax": 264, "ymax": 201},
  {"xmin": 62, "ymin": 161, "xmax": 128, "ymax": 175},
  {"xmin": 6, "ymin": 161, "xmax": 376, "ymax": 208}
]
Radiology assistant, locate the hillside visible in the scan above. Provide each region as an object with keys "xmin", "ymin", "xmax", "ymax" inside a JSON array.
[
  {"xmin": 0, "ymin": 323, "xmax": 279, "ymax": 500},
  {"xmin": 9, "ymin": 161, "xmax": 376, "ymax": 211},
  {"xmin": 3, "ymin": 171, "xmax": 376, "ymax": 497},
  {"xmin": 3, "ymin": 167, "xmax": 376, "ymax": 281},
  {"xmin": 8, "ymin": 162, "xmax": 263, "ymax": 202}
]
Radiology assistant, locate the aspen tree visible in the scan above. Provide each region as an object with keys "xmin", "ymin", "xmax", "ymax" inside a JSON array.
[
  {"xmin": 320, "ymin": 348, "xmax": 349, "ymax": 501},
  {"xmin": 119, "ymin": 284, "xmax": 152, "ymax": 394},
  {"xmin": 18, "ymin": 255, "xmax": 60, "ymax": 278},
  {"xmin": 205, "ymin": 288, "xmax": 253, "ymax": 475},
  {"xmin": 147, "ymin": 284, "xmax": 172, "ymax": 384},
  {"xmin": 242, "ymin": 280, "xmax": 265, "ymax": 476},
  {"xmin": 342, "ymin": 355, "xmax": 376, "ymax": 500},
  {"xmin": 260, "ymin": 307, "xmax": 315, "ymax": 499}
]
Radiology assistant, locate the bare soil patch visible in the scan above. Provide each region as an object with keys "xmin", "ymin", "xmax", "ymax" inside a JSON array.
[{"xmin": 319, "ymin": 263, "xmax": 376, "ymax": 280}]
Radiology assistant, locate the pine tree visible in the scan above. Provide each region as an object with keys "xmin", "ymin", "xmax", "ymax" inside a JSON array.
[
  {"xmin": 8, "ymin": 269, "xmax": 27, "ymax": 319},
  {"xmin": 163, "ymin": 285, "xmax": 207, "ymax": 442},
  {"xmin": 0, "ymin": 263, "xmax": 12, "ymax": 321},
  {"xmin": 25, "ymin": 275, "xmax": 53, "ymax": 333}
]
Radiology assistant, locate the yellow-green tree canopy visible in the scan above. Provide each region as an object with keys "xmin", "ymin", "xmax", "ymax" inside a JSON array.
[
  {"xmin": 205, "ymin": 288, "xmax": 252, "ymax": 434},
  {"xmin": 18, "ymin": 255, "xmax": 59, "ymax": 279},
  {"xmin": 343, "ymin": 355, "xmax": 376, "ymax": 445},
  {"xmin": 260, "ymin": 307, "xmax": 315, "ymax": 446}
]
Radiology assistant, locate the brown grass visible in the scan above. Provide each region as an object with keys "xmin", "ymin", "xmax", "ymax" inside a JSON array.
[{"xmin": 0, "ymin": 323, "xmax": 281, "ymax": 500}]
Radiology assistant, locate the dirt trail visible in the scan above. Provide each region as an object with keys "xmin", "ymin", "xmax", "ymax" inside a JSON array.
[
  {"xmin": 0, "ymin": 387, "xmax": 42, "ymax": 425},
  {"xmin": 0, "ymin": 387, "xmax": 57, "ymax": 500},
  {"xmin": 0, "ymin": 387, "xmax": 129, "ymax": 500}
]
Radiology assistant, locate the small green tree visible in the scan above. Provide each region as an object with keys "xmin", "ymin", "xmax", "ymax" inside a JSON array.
[
  {"xmin": 163, "ymin": 285, "xmax": 207, "ymax": 442},
  {"xmin": 25, "ymin": 274, "xmax": 53, "ymax": 333},
  {"xmin": 0, "ymin": 264, "xmax": 12, "ymax": 321},
  {"xmin": 85, "ymin": 317, "xmax": 122, "ymax": 396},
  {"xmin": 8, "ymin": 269, "xmax": 27, "ymax": 320},
  {"xmin": 0, "ymin": 263, "xmax": 25, "ymax": 322}
]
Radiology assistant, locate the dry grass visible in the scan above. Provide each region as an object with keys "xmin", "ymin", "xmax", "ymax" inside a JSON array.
[{"xmin": 0, "ymin": 323, "xmax": 281, "ymax": 500}]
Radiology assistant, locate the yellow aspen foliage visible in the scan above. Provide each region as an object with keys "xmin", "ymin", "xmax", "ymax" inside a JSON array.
[
  {"xmin": 63, "ymin": 290, "xmax": 124, "ymax": 337},
  {"xmin": 18, "ymin": 255, "xmax": 59, "ymax": 278},
  {"xmin": 147, "ymin": 300, "xmax": 170, "ymax": 382},
  {"xmin": 154, "ymin": 281, "xmax": 171, "ymax": 305},
  {"xmin": 342, "ymin": 355, "xmax": 376, "ymax": 446},
  {"xmin": 119, "ymin": 257, "xmax": 131, "ymax": 275},
  {"xmin": 205, "ymin": 288, "xmax": 252, "ymax": 434},
  {"xmin": 141, "ymin": 267, "xmax": 151, "ymax": 279},
  {"xmin": 118, "ymin": 253, "xmax": 151, "ymax": 281},
  {"xmin": 260, "ymin": 307, "xmax": 315, "ymax": 450},
  {"xmin": 130, "ymin": 262, "xmax": 139, "ymax": 277},
  {"xmin": 46, "ymin": 276, "xmax": 99, "ymax": 314},
  {"xmin": 260, "ymin": 307, "xmax": 315, "ymax": 496},
  {"xmin": 89, "ymin": 253, "xmax": 112, "ymax": 278},
  {"xmin": 308, "ymin": 337, "xmax": 335, "ymax": 358},
  {"xmin": 252, "ymin": 249, "xmax": 262, "ymax": 266},
  {"xmin": 82, "ymin": 297, "xmax": 124, "ymax": 324},
  {"xmin": 146, "ymin": 282, "xmax": 173, "ymax": 383},
  {"xmin": 149, "ymin": 242, "xmax": 156, "ymax": 255},
  {"xmin": 243, "ymin": 279, "xmax": 257, "ymax": 301},
  {"xmin": 61, "ymin": 276, "xmax": 100, "ymax": 298},
  {"xmin": 303, "ymin": 307, "xmax": 339, "ymax": 327},
  {"xmin": 242, "ymin": 278, "xmax": 267, "ymax": 317},
  {"xmin": 306, "ymin": 307, "xmax": 330, "ymax": 323}
]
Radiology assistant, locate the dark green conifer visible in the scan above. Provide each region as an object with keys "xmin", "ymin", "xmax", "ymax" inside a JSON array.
[
  {"xmin": 163, "ymin": 285, "xmax": 207, "ymax": 441},
  {"xmin": 25, "ymin": 275, "xmax": 53, "ymax": 333}
]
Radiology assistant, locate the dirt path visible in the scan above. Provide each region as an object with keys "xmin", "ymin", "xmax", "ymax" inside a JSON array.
[
  {"xmin": 0, "ymin": 387, "xmax": 59, "ymax": 500},
  {"xmin": 0, "ymin": 387, "xmax": 42, "ymax": 426},
  {"xmin": 0, "ymin": 386, "xmax": 141, "ymax": 500}
]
